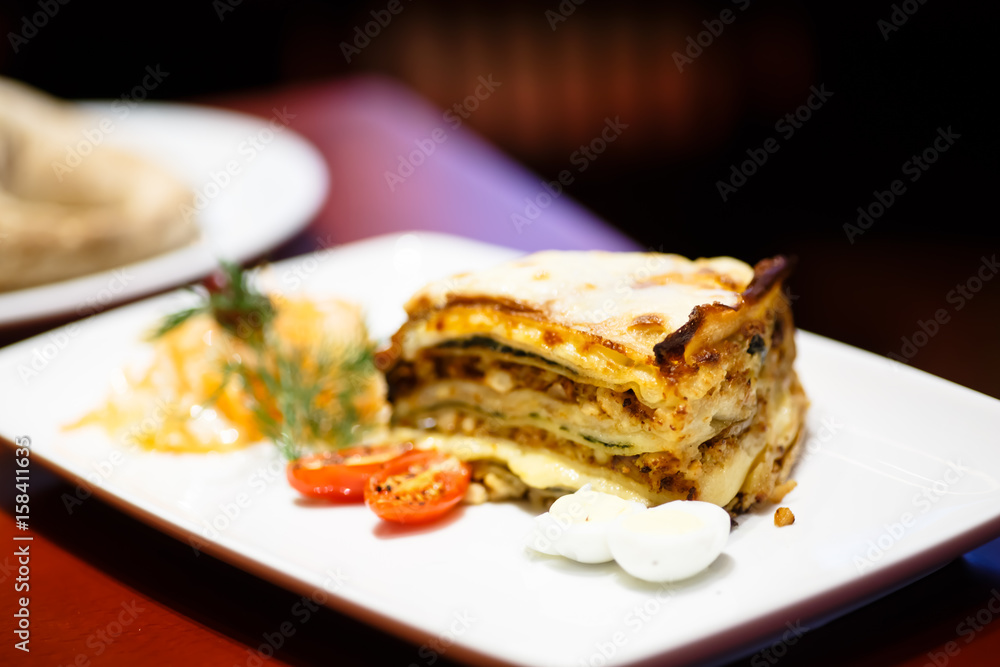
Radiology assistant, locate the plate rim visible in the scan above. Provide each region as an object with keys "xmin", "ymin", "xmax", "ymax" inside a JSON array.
[{"xmin": 0, "ymin": 99, "xmax": 329, "ymax": 328}]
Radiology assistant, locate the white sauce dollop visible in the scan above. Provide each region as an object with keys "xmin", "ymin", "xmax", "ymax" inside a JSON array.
[
  {"xmin": 525, "ymin": 484, "xmax": 645, "ymax": 563},
  {"xmin": 526, "ymin": 487, "xmax": 731, "ymax": 581},
  {"xmin": 608, "ymin": 500, "xmax": 731, "ymax": 582}
]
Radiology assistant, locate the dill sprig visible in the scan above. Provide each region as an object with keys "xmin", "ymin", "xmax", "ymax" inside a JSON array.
[
  {"xmin": 151, "ymin": 305, "xmax": 204, "ymax": 340},
  {"xmin": 228, "ymin": 342, "xmax": 377, "ymax": 460},
  {"xmin": 151, "ymin": 262, "xmax": 274, "ymax": 341},
  {"xmin": 155, "ymin": 262, "xmax": 378, "ymax": 460}
]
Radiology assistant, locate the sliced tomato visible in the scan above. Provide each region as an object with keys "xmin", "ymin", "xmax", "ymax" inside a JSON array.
[
  {"xmin": 287, "ymin": 441, "xmax": 413, "ymax": 502},
  {"xmin": 364, "ymin": 450, "xmax": 471, "ymax": 524}
]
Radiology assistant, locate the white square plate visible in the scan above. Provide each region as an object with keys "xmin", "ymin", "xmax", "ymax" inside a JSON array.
[{"xmin": 2, "ymin": 232, "xmax": 999, "ymax": 666}]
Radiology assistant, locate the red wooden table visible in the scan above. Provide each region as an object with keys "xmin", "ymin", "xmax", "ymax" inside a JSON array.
[{"xmin": 2, "ymin": 77, "xmax": 999, "ymax": 667}]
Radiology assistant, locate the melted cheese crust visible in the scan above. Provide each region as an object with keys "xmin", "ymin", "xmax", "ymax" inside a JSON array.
[
  {"xmin": 406, "ymin": 251, "xmax": 755, "ymax": 334},
  {"xmin": 401, "ymin": 252, "xmax": 756, "ymax": 400}
]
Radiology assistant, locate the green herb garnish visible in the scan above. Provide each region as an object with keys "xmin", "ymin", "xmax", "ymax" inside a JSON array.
[
  {"xmin": 151, "ymin": 262, "xmax": 274, "ymax": 341},
  {"xmin": 154, "ymin": 262, "xmax": 379, "ymax": 460}
]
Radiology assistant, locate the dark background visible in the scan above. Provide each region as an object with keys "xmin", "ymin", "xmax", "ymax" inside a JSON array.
[
  {"xmin": 2, "ymin": 0, "xmax": 997, "ymax": 399},
  {"xmin": 2, "ymin": 4, "xmax": 1000, "ymax": 667}
]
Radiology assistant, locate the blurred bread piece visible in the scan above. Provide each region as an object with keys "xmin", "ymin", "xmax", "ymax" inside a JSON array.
[{"xmin": 0, "ymin": 77, "xmax": 198, "ymax": 292}]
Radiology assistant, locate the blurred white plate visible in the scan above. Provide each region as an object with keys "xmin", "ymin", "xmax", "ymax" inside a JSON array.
[
  {"xmin": 2, "ymin": 232, "xmax": 1000, "ymax": 666},
  {"xmin": 0, "ymin": 101, "xmax": 328, "ymax": 327}
]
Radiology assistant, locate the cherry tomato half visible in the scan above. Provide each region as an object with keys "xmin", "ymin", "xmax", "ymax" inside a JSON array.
[
  {"xmin": 364, "ymin": 451, "xmax": 471, "ymax": 524},
  {"xmin": 286, "ymin": 441, "xmax": 413, "ymax": 502}
]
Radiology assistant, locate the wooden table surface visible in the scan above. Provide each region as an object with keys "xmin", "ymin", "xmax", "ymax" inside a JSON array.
[{"xmin": 2, "ymin": 78, "xmax": 999, "ymax": 667}]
